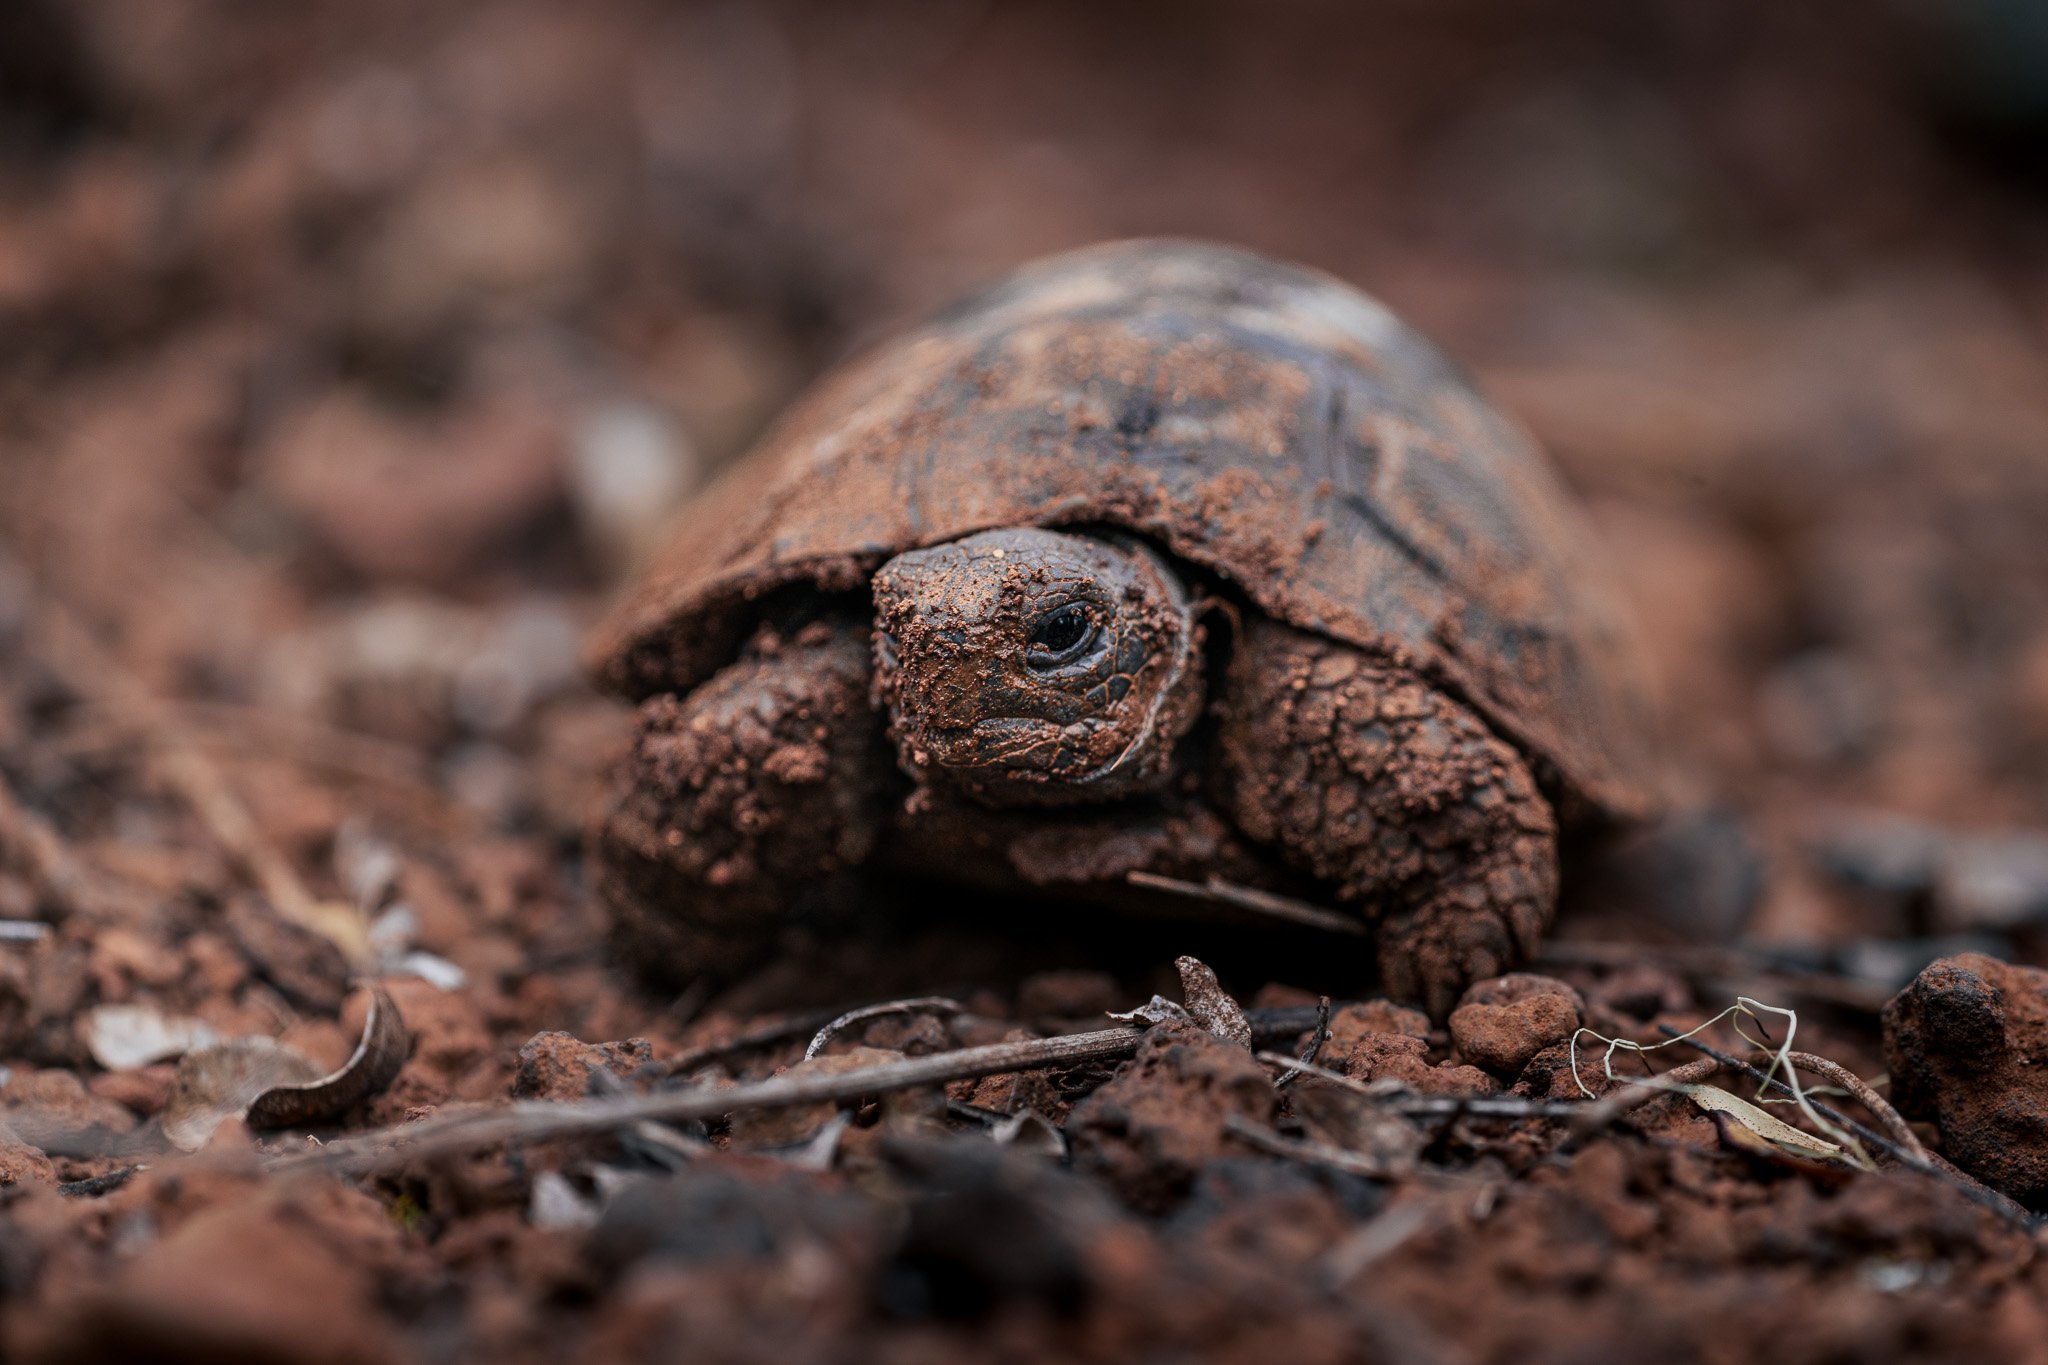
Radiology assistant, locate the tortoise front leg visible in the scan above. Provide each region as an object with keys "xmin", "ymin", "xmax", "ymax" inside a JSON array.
[
  {"xmin": 595, "ymin": 618, "xmax": 893, "ymax": 988},
  {"xmin": 1219, "ymin": 618, "xmax": 1559, "ymax": 1018}
]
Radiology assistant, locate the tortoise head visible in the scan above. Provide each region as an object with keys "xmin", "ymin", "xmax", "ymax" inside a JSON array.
[{"xmin": 871, "ymin": 528, "xmax": 1201, "ymax": 804}]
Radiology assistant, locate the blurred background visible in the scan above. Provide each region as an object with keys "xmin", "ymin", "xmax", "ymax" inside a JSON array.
[{"xmin": 3, "ymin": 0, "xmax": 2048, "ymax": 980}]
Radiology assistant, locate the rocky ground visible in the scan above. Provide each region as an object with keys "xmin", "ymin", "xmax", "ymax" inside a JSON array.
[{"xmin": 5, "ymin": 2, "xmax": 2048, "ymax": 1361}]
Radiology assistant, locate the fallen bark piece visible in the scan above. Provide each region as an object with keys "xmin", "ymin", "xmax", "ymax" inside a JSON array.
[
  {"xmin": 246, "ymin": 985, "xmax": 411, "ymax": 1129},
  {"xmin": 1173, "ymin": 955, "xmax": 1252, "ymax": 1050},
  {"xmin": 163, "ymin": 1041, "xmax": 325, "ymax": 1151},
  {"xmin": 162, "ymin": 986, "xmax": 410, "ymax": 1150}
]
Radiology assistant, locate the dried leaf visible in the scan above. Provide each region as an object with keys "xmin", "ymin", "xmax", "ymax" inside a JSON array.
[
  {"xmin": 83, "ymin": 1003, "xmax": 219, "ymax": 1071},
  {"xmin": 160, "ymin": 986, "xmax": 410, "ymax": 1150},
  {"xmin": 1175, "ymin": 955, "xmax": 1252, "ymax": 1049},
  {"xmin": 163, "ymin": 1039, "xmax": 325, "ymax": 1151},
  {"xmin": 804, "ymin": 996, "xmax": 964, "ymax": 1060},
  {"xmin": 1673, "ymin": 1082, "xmax": 1849, "ymax": 1166},
  {"xmin": 1107, "ymin": 996, "xmax": 1193, "ymax": 1027},
  {"xmin": 990, "ymin": 1109, "xmax": 1068, "ymax": 1159},
  {"xmin": 225, "ymin": 896, "xmax": 351, "ymax": 1012},
  {"xmin": 246, "ymin": 985, "xmax": 411, "ymax": 1128}
]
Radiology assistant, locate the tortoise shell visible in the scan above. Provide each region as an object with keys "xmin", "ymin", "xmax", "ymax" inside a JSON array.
[{"xmin": 590, "ymin": 240, "xmax": 1655, "ymax": 817}]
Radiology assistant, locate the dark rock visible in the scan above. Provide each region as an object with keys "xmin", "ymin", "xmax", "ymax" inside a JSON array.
[
  {"xmin": 512, "ymin": 1032, "xmax": 654, "ymax": 1102},
  {"xmin": 1883, "ymin": 953, "xmax": 2048, "ymax": 1206}
]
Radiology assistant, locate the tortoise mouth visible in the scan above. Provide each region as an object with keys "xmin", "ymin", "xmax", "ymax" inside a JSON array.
[{"xmin": 924, "ymin": 716, "xmax": 1093, "ymax": 777}]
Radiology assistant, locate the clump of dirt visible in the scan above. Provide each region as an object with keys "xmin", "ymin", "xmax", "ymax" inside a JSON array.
[
  {"xmin": 1884, "ymin": 953, "xmax": 2048, "ymax": 1206},
  {"xmin": 512, "ymin": 1032, "xmax": 655, "ymax": 1102},
  {"xmin": 1321, "ymin": 1000, "xmax": 1502, "ymax": 1095},
  {"xmin": 1450, "ymin": 973, "xmax": 1585, "ymax": 1078},
  {"xmin": 1067, "ymin": 1021, "xmax": 1277, "ymax": 1212}
]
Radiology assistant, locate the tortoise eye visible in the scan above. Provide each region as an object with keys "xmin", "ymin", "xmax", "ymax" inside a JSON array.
[{"xmin": 1027, "ymin": 604, "xmax": 1096, "ymax": 667}]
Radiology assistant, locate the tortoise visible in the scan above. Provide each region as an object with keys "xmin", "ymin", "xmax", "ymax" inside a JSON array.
[{"xmin": 589, "ymin": 239, "xmax": 1656, "ymax": 1015}]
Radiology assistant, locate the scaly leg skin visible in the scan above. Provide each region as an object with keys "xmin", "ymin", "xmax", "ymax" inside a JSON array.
[
  {"xmin": 594, "ymin": 618, "xmax": 892, "ymax": 988},
  {"xmin": 1219, "ymin": 617, "xmax": 1559, "ymax": 1018}
]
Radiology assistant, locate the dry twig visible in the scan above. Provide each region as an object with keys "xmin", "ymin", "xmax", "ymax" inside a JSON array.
[
  {"xmin": 1125, "ymin": 871, "xmax": 1367, "ymax": 937},
  {"xmin": 805, "ymin": 996, "xmax": 966, "ymax": 1060},
  {"xmin": 273, "ymin": 1024, "xmax": 1153, "ymax": 1178},
  {"xmin": 1271, "ymin": 996, "xmax": 1332, "ymax": 1089},
  {"xmin": 1224, "ymin": 1115, "xmax": 1401, "ymax": 1178},
  {"xmin": 1253, "ymin": 1055, "xmax": 1720, "ymax": 1129},
  {"xmin": 659, "ymin": 1009, "xmax": 846, "ymax": 1077},
  {"xmin": 1782, "ymin": 1049, "xmax": 1927, "ymax": 1160},
  {"xmin": 1319, "ymin": 1200, "xmax": 1437, "ymax": 1287},
  {"xmin": 1656, "ymin": 1026, "xmax": 2034, "ymax": 1231},
  {"xmin": 1563, "ymin": 1055, "xmax": 1724, "ymax": 1140}
]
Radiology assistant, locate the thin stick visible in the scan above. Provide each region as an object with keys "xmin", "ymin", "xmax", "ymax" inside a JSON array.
[
  {"xmin": 1272, "ymin": 996, "xmax": 1332, "ymax": 1089},
  {"xmin": 1248, "ymin": 1003, "xmax": 1346, "ymax": 1044},
  {"xmin": 1319, "ymin": 1201, "xmax": 1436, "ymax": 1287},
  {"xmin": 1656, "ymin": 1026, "xmax": 2034, "ymax": 1230},
  {"xmin": 1252, "ymin": 1052, "xmax": 1607, "ymax": 1120},
  {"xmin": 271, "ymin": 1025, "xmax": 1151, "ymax": 1178},
  {"xmin": 664, "ymin": 1001, "xmax": 1335, "ymax": 1081},
  {"xmin": 1223, "ymin": 1115, "xmax": 1400, "ymax": 1178},
  {"xmin": 805, "ymin": 996, "xmax": 965, "ymax": 1060},
  {"xmin": 1125, "ymin": 871, "xmax": 1367, "ymax": 937},
  {"xmin": 1783, "ymin": 1050, "xmax": 1927, "ymax": 1160},
  {"xmin": 1565, "ymin": 1055, "xmax": 1723, "ymax": 1140},
  {"xmin": 660, "ymin": 1009, "xmax": 846, "ymax": 1076}
]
